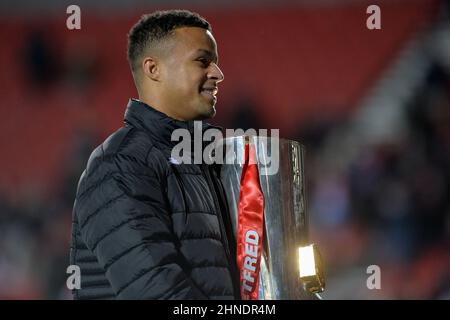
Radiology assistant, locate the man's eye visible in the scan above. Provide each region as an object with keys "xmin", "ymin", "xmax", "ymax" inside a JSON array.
[{"xmin": 197, "ymin": 58, "xmax": 209, "ymax": 66}]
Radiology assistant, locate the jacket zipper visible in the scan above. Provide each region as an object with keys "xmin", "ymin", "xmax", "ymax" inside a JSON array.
[
  {"xmin": 201, "ymin": 164, "xmax": 231, "ymax": 258},
  {"xmin": 201, "ymin": 163, "xmax": 239, "ymax": 298}
]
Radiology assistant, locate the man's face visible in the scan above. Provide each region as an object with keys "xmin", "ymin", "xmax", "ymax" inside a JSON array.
[{"xmin": 159, "ymin": 27, "xmax": 224, "ymax": 121}]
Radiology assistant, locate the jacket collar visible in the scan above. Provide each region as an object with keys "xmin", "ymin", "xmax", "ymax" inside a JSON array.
[{"xmin": 123, "ymin": 98, "xmax": 222, "ymax": 151}]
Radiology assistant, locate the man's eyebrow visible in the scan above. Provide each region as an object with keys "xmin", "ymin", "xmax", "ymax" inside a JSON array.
[{"xmin": 195, "ymin": 49, "xmax": 218, "ymax": 63}]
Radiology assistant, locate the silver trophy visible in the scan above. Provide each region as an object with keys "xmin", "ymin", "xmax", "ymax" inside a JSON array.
[{"xmin": 219, "ymin": 135, "xmax": 324, "ymax": 300}]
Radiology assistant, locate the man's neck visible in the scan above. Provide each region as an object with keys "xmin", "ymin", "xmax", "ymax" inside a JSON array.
[{"xmin": 137, "ymin": 94, "xmax": 187, "ymax": 121}]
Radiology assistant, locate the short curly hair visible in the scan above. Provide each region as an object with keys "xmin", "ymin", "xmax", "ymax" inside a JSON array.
[{"xmin": 127, "ymin": 10, "xmax": 211, "ymax": 73}]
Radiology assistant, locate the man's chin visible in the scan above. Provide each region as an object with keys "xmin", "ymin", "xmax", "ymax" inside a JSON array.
[
  {"xmin": 208, "ymin": 106, "xmax": 216, "ymax": 118},
  {"xmin": 197, "ymin": 105, "xmax": 216, "ymax": 120}
]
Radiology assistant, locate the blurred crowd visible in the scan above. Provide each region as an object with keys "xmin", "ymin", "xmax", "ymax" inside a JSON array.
[
  {"xmin": 0, "ymin": 127, "xmax": 97, "ymax": 299},
  {"xmin": 304, "ymin": 60, "xmax": 450, "ymax": 299}
]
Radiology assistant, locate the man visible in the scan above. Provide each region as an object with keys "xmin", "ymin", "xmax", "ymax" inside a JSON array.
[{"xmin": 70, "ymin": 10, "xmax": 240, "ymax": 299}]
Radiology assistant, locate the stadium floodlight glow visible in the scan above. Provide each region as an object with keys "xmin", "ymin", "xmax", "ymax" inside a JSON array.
[{"xmin": 298, "ymin": 243, "xmax": 325, "ymax": 294}]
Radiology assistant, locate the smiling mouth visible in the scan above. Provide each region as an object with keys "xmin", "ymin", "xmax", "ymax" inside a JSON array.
[{"xmin": 200, "ymin": 87, "xmax": 218, "ymax": 101}]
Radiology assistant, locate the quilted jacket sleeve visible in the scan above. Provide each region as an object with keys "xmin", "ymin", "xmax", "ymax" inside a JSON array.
[{"xmin": 74, "ymin": 151, "xmax": 207, "ymax": 299}]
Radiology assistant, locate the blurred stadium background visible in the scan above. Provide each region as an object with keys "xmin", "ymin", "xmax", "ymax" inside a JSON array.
[{"xmin": 0, "ymin": 0, "xmax": 448, "ymax": 299}]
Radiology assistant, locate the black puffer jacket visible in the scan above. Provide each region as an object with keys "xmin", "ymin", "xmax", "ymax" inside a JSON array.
[{"xmin": 70, "ymin": 99, "xmax": 239, "ymax": 299}]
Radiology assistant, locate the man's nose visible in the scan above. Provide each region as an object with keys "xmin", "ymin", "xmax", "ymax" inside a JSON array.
[{"xmin": 209, "ymin": 63, "xmax": 224, "ymax": 82}]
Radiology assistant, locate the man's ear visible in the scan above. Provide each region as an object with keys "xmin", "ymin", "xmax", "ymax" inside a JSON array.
[{"xmin": 142, "ymin": 56, "xmax": 160, "ymax": 81}]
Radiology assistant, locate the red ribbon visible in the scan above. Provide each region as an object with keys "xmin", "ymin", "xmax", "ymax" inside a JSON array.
[{"xmin": 236, "ymin": 141, "xmax": 265, "ymax": 300}]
